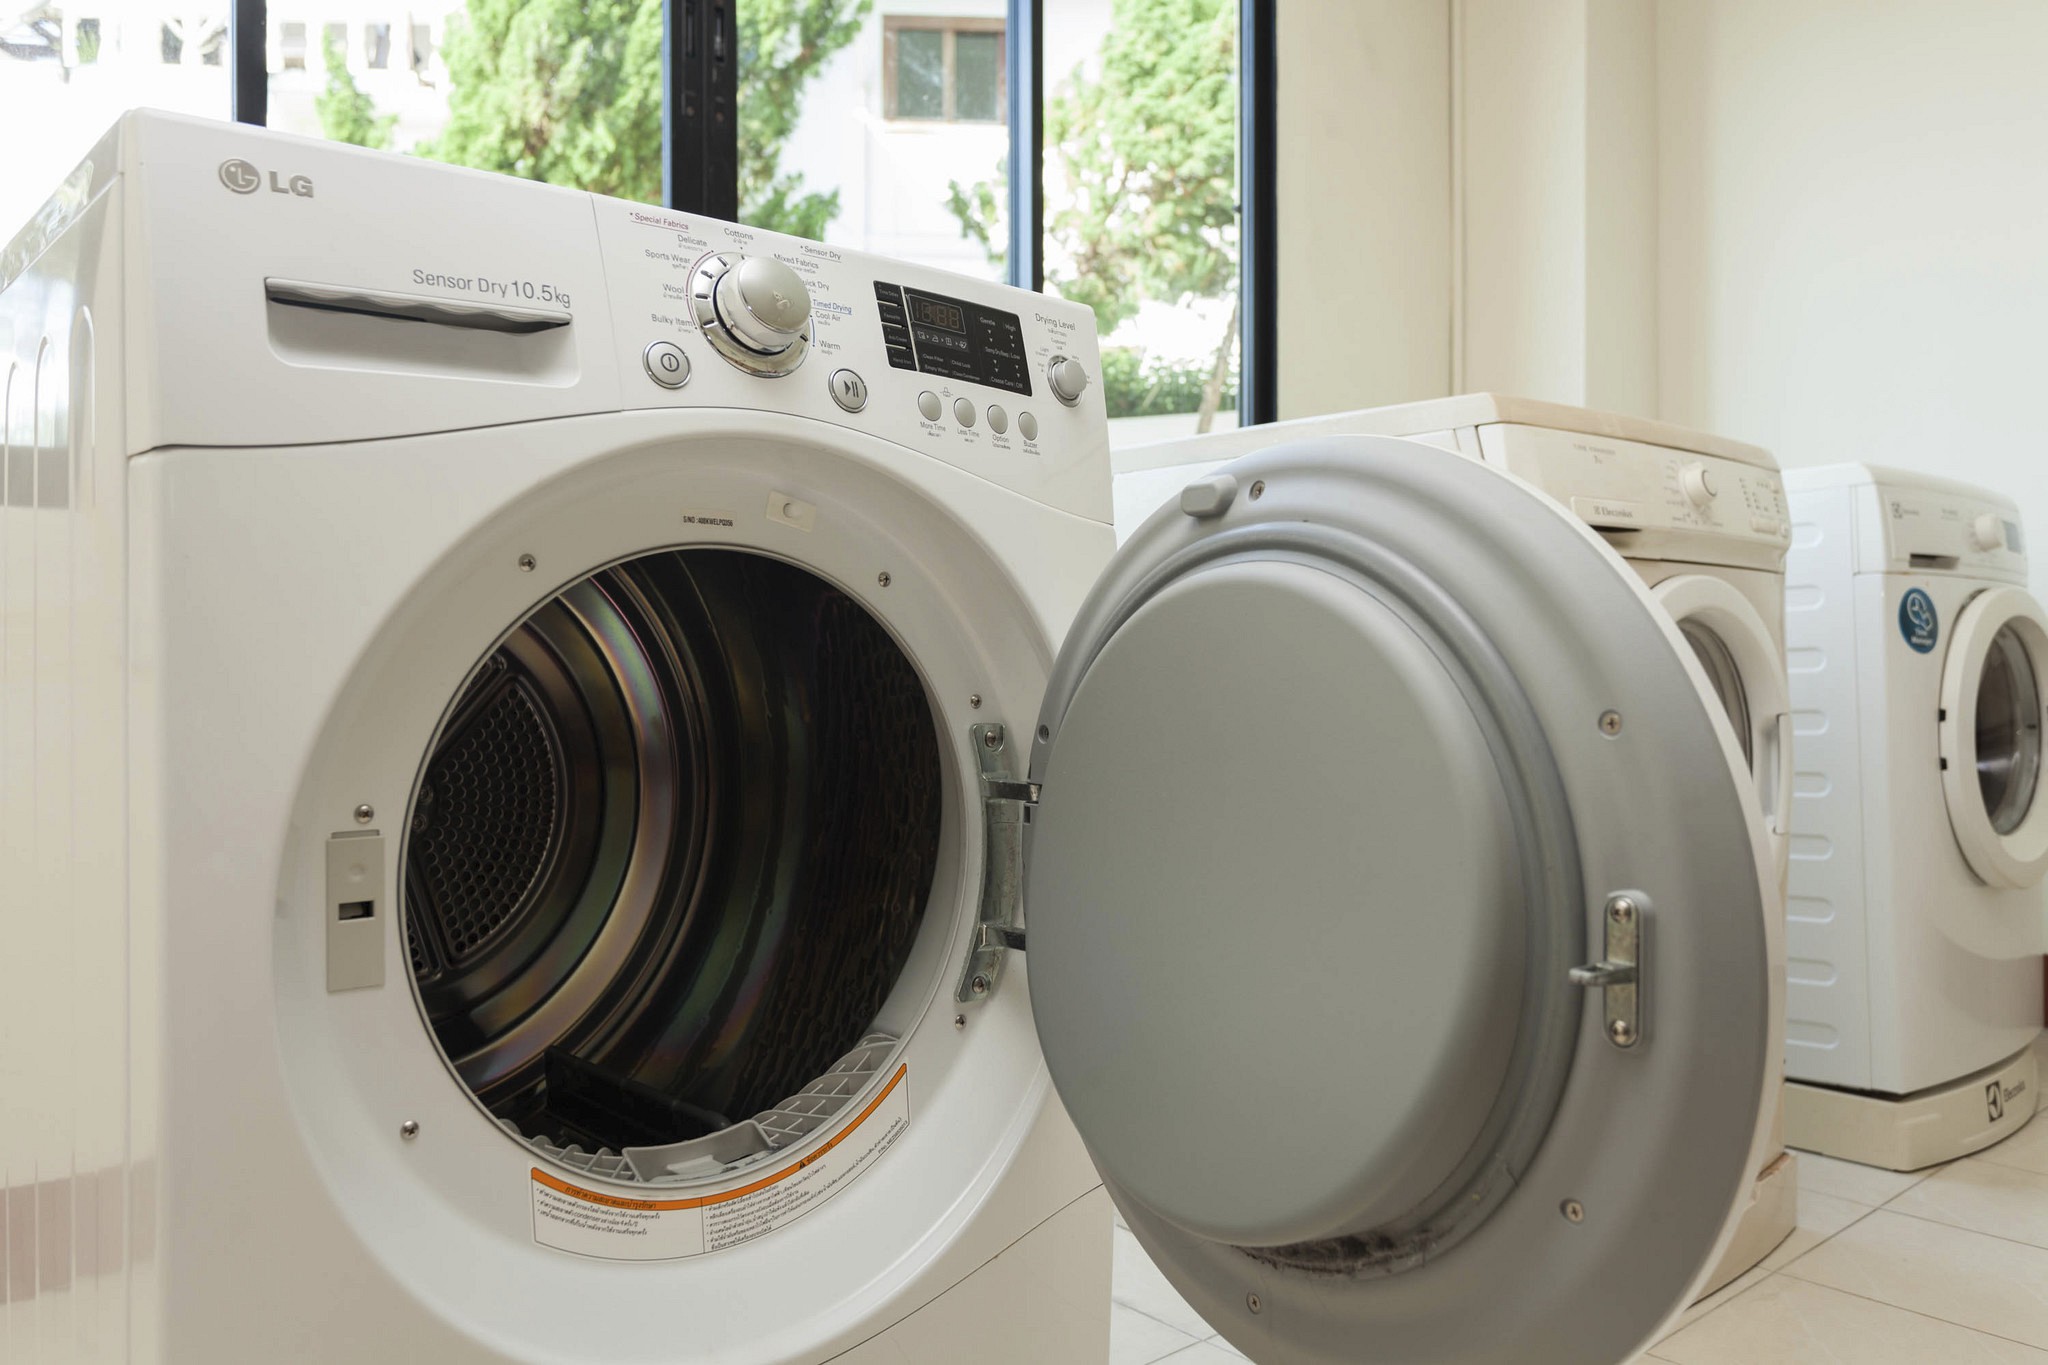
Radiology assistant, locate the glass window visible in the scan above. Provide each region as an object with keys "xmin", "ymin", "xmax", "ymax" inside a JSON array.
[
  {"xmin": 270, "ymin": 0, "xmax": 664, "ymax": 203},
  {"xmin": 0, "ymin": 5, "xmax": 231, "ymax": 243},
  {"xmin": 1039, "ymin": 0, "xmax": 1240, "ymax": 446},
  {"xmin": 892, "ymin": 28, "xmax": 945, "ymax": 120},
  {"xmin": 734, "ymin": 2, "xmax": 1006, "ymax": 280}
]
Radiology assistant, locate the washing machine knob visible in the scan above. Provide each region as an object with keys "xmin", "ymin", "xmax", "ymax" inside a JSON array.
[
  {"xmin": 1047, "ymin": 355, "xmax": 1091, "ymax": 406},
  {"xmin": 1680, "ymin": 462, "xmax": 1719, "ymax": 507},
  {"xmin": 1973, "ymin": 512, "xmax": 2006, "ymax": 552},
  {"xmin": 690, "ymin": 252, "xmax": 813, "ymax": 377}
]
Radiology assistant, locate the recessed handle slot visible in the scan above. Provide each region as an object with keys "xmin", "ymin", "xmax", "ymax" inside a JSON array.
[
  {"xmin": 1909, "ymin": 553, "xmax": 1960, "ymax": 570},
  {"xmin": 265, "ymin": 277, "xmax": 571, "ymax": 334}
]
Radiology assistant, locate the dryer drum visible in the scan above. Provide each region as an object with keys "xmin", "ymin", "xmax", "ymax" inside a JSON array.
[{"xmin": 403, "ymin": 549, "xmax": 942, "ymax": 1176}]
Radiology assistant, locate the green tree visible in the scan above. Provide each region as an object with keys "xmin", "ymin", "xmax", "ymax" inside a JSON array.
[
  {"xmin": 947, "ymin": 0, "xmax": 1238, "ymax": 427},
  {"xmin": 417, "ymin": 0, "xmax": 864, "ymax": 233},
  {"xmin": 317, "ymin": 32, "xmax": 396, "ymax": 150},
  {"xmin": 421, "ymin": 0, "xmax": 666, "ymax": 201}
]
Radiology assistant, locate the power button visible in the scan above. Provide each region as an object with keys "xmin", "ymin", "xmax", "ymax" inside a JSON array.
[{"xmin": 643, "ymin": 340, "xmax": 691, "ymax": 389}]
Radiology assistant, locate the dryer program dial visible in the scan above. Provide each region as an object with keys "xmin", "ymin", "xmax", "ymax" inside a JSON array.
[{"xmin": 690, "ymin": 252, "xmax": 813, "ymax": 377}]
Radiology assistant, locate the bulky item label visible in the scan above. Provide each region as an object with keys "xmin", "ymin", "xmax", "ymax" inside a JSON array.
[{"xmin": 530, "ymin": 1065, "xmax": 909, "ymax": 1261}]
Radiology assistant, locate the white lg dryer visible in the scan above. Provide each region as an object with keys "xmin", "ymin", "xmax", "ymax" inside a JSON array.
[
  {"xmin": 7, "ymin": 116, "xmax": 1777, "ymax": 1365},
  {"xmin": 1782, "ymin": 465, "xmax": 2045, "ymax": 1170}
]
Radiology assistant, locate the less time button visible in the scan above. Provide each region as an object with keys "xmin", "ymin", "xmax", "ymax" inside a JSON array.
[{"xmin": 643, "ymin": 340, "xmax": 691, "ymax": 389}]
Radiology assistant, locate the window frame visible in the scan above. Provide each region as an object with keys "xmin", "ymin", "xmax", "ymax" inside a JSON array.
[
  {"xmin": 882, "ymin": 16, "xmax": 1007, "ymax": 125},
  {"xmin": 224, "ymin": 0, "xmax": 1272, "ymax": 421}
]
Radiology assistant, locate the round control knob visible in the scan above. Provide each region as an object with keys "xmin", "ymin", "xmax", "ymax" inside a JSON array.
[
  {"xmin": 1680, "ymin": 462, "xmax": 1719, "ymax": 507},
  {"xmin": 1047, "ymin": 355, "xmax": 1090, "ymax": 406},
  {"xmin": 1973, "ymin": 513, "xmax": 2006, "ymax": 552},
  {"xmin": 688, "ymin": 252, "xmax": 814, "ymax": 378}
]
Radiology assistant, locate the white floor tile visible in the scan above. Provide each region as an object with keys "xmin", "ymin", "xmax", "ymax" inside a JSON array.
[
  {"xmin": 1889, "ymin": 1157, "xmax": 2048, "ymax": 1249},
  {"xmin": 1761, "ymin": 1188, "xmax": 1872, "ymax": 1271},
  {"xmin": 1977, "ymin": 1111, "xmax": 2048, "ymax": 1178},
  {"xmin": 1112, "ymin": 1226, "xmax": 1221, "ymax": 1340},
  {"xmin": 1790, "ymin": 1149, "xmax": 1937, "ymax": 1205},
  {"xmin": 1156, "ymin": 1343, "xmax": 1249, "ymax": 1365},
  {"xmin": 1784, "ymin": 1209, "xmax": 2048, "ymax": 1347},
  {"xmin": 1201, "ymin": 1335, "xmax": 1248, "ymax": 1359},
  {"xmin": 1658, "ymin": 1264, "xmax": 1772, "ymax": 1340},
  {"xmin": 1110, "ymin": 1302, "xmax": 1200, "ymax": 1365},
  {"xmin": 1654, "ymin": 1274, "xmax": 2048, "ymax": 1364}
]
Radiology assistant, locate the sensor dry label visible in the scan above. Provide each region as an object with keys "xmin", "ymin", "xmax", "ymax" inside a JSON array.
[{"xmin": 529, "ymin": 1065, "xmax": 910, "ymax": 1261}]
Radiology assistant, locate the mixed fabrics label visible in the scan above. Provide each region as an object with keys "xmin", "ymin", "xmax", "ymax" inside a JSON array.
[{"xmin": 529, "ymin": 1065, "xmax": 910, "ymax": 1261}]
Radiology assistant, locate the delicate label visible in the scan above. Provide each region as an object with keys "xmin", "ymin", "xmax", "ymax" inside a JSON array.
[{"xmin": 531, "ymin": 1066, "xmax": 909, "ymax": 1261}]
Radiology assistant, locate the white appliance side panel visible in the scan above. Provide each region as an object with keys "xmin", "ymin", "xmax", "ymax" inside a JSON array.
[
  {"xmin": 1783, "ymin": 484, "xmax": 1875, "ymax": 1090},
  {"xmin": 0, "ymin": 169, "xmax": 133, "ymax": 1364},
  {"xmin": 1859, "ymin": 572, "xmax": 2046, "ymax": 1093},
  {"xmin": 124, "ymin": 112, "xmax": 624, "ymax": 454},
  {"xmin": 825, "ymin": 1188, "xmax": 1110, "ymax": 1365}
]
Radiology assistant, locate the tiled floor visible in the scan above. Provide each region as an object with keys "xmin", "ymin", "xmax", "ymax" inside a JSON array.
[{"xmin": 1110, "ymin": 1036, "xmax": 2048, "ymax": 1363}]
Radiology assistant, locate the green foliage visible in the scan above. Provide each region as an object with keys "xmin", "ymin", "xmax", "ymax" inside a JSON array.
[
  {"xmin": 316, "ymin": 33, "xmax": 396, "ymax": 150},
  {"xmin": 417, "ymin": 0, "xmax": 862, "ymax": 229},
  {"xmin": 736, "ymin": 0, "xmax": 871, "ymax": 236},
  {"xmin": 420, "ymin": 0, "xmax": 665, "ymax": 201},
  {"xmin": 943, "ymin": 160, "xmax": 1006, "ymax": 276},
  {"xmin": 1100, "ymin": 345, "xmax": 1237, "ymax": 419},
  {"xmin": 946, "ymin": 0, "xmax": 1235, "ymax": 333}
]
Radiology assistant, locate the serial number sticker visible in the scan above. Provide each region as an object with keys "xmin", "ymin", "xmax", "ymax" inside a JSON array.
[
  {"xmin": 530, "ymin": 1065, "xmax": 910, "ymax": 1262},
  {"xmin": 679, "ymin": 509, "xmax": 738, "ymax": 529}
]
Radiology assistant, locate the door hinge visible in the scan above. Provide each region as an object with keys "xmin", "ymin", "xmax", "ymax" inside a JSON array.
[
  {"xmin": 1570, "ymin": 892, "xmax": 1645, "ymax": 1049},
  {"xmin": 958, "ymin": 723, "xmax": 1038, "ymax": 1003}
]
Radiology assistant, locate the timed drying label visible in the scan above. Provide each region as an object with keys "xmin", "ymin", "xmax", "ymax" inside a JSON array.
[
  {"xmin": 1899, "ymin": 588, "xmax": 1939, "ymax": 654},
  {"xmin": 529, "ymin": 1066, "xmax": 910, "ymax": 1262}
]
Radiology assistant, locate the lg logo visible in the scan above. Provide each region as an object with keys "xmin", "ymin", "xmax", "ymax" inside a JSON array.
[{"xmin": 218, "ymin": 158, "xmax": 315, "ymax": 198}]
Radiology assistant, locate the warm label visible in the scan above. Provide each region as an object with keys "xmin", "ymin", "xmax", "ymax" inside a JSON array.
[{"xmin": 530, "ymin": 1065, "xmax": 910, "ymax": 1261}]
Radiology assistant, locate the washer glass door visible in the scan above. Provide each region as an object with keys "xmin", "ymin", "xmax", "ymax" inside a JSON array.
[
  {"xmin": 1022, "ymin": 436, "xmax": 1779, "ymax": 1365},
  {"xmin": 1654, "ymin": 573, "xmax": 1793, "ymax": 841},
  {"xmin": 1939, "ymin": 586, "xmax": 2048, "ymax": 888}
]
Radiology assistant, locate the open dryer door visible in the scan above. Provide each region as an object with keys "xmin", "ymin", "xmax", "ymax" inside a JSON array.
[{"xmin": 1021, "ymin": 437, "xmax": 1779, "ymax": 1365}]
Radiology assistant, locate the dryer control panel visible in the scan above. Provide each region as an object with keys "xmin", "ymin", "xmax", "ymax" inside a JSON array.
[
  {"xmin": 1859, "ymin": 482, "xmax": 2028, "ymax": 580},
  {"xmin": 1477, "ymin": 424, "xmax": 1791, "ymax": 570},
  {"xmin": 593, "ymin": 202, "xmax": 1109, "ymax": 524}
]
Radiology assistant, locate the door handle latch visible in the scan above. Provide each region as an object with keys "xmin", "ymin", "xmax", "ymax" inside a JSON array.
[{"xmin": 1571, "ymin": 892, "xmax": 1645, "ymax": 1049}]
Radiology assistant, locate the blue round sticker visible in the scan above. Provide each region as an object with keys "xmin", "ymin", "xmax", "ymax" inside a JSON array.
[{"xmin": 1900, "ymin": 588, "xmax": 1939, "ymax": 654}]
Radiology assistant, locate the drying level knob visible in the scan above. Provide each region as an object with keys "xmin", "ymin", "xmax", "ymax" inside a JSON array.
[{"xmin": 1048, "ymin": 355, "xmax": 1090, "ymax": 406}]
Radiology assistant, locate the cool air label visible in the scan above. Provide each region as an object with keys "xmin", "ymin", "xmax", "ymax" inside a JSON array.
[{"xmin": 530, "ymin": 1065, "xmax": 910, "ymax": 1261}]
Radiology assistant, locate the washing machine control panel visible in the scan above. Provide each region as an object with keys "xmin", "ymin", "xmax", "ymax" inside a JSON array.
[
  {"xmin": 592, "ymin": 202, "xmax": 1110, "ymax": 524},
  {"xmin": 1868, "ymin": 484, "xmax": 2028, "ymax": 577},
  {"xmin": 1477, "ymin": 424, "xmax": 1790, "ymax": 569}
]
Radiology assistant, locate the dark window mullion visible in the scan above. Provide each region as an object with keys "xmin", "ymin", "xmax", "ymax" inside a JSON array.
[
  {"xmin": 231, "ymin": 0, "xmax": 266, "ymax": 124},
  {"xmin": 667, "ymin": 0, "xmax": 739, "ymax": 217},
  {"xmin": 1238, "ymin": 0, "xmax": 1277, "ymax": 425},
  {"xmin": 1005, "ymin": 0, "xmax": 1043, "ymax": 291}
]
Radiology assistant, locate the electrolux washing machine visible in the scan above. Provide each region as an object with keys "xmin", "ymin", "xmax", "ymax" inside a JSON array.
[
  {"xmin": 1782, "ymin": 464, "xmax": 2045, "ymax": 1170},
  {"xmin": 9, "ymin": 116, "xmax": 1779, "ymax": 1365},
  {"xmin": 1118, "ymin": 395, "xmax": 1800, "ymax": 1295}
]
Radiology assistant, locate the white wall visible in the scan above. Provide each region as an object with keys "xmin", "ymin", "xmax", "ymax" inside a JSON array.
[
  {"xmin": 1657, "ymin": 1, "xmax": 2048, "ymax": 578},
  {"xmin": 1274, "ymin": 0, "xmax": 1452, "ymax": 419}
]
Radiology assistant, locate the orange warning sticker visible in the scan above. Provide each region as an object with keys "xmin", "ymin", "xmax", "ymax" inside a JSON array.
[{"xmin": 530, "ymin": 1064, "xmax": 910, "ymax": 1261}]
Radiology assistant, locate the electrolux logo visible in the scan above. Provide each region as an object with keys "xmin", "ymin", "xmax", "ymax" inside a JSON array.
[
  {"xmin": 218, "ymin": 159, "xmax": 315, "ymax": 199},
  {"xmin": 1988, "ymin": 1081, "xmax": 2006, "ymax": 1122}
]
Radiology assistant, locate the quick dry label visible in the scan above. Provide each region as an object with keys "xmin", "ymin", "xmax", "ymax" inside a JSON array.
[
  {"xmin": 1899, "ymin": 588, "xmax": 1939, "ymax": 654},
  {"xmin": 530, "ymin": 1065, "xmax": 910, "ymax": 1262}
]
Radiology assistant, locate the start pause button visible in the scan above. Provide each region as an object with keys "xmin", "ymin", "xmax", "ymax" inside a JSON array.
[{"xmin": 643, "ymin": 340, "xmax": 691, "ymax": 389}]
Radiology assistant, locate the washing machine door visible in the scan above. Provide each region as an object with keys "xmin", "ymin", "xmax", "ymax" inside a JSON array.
[
  {"xmin": 1654, "ymin": 573, "xmax": 1793, "ymax": 841},
  {"xmin": 1939, "ymin": 586, "xmax": 2048, "ymax": 888},
  {"xmin": 1020, "ymin": 436, "xmax": 1778, "ymax": 1365}
]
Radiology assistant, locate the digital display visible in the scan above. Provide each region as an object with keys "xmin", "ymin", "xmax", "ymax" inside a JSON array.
[
  {"xmin": 873, "ymin": 280, "xmax": 1033, "ymax": 397},
  {"xmin": 911, "ymin": 296, "xmax": 965, "ymax": 332}
]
